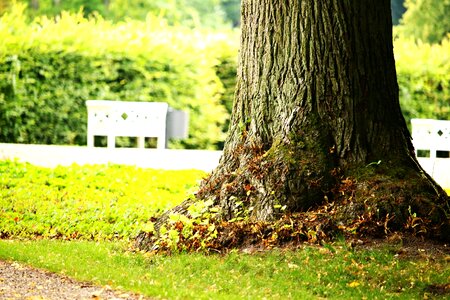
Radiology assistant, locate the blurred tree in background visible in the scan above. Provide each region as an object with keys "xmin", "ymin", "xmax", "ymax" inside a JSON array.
[
  {"xmin": 7, "ymin": 0, "xmax": 449, "ymax": 40},
  {"xmin": 17, "ymin": 0, "xmax": 238, "ymax": 28},
  {"xmin": 399, "ymin": 0, "xmax": 450, "ymax": 43},
  {"xmin": 108, "ymin": 0, "xmax": 227, "ymax": 28},
  {"xmin": 25, "ymin": 0, "xmax": 107, "ymax": 18}
]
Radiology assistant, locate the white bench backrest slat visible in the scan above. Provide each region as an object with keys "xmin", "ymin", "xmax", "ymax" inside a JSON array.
[
  {"xmin": 86, "ymin": 100, "xmax": 168, "ymax": 149},
  {"xmin": 411, "ymin": 118, "xmax": 450, "ymax": 158}
]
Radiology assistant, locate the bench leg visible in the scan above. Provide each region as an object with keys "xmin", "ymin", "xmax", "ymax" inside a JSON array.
[
  {"xmin": 137, "ymin": 137, "xmax": 145, "ymax": 149},
  {"xmin": 430, "ymin": 148, "xmax": 437, "ymax": 159},
  {"xmin": 87, "ymin": 134, "xmax": 95, "ymax": 147},
  {"xmin": 156, "ymin": 136, "xmax": 166, "ymax": 150},
  {"xmin": 107, "ymin": 135, "xmax": 116, "ymax": 149}
]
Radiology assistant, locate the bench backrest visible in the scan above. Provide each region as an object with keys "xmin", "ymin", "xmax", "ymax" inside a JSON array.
[
  {"xmin": 411, "ymin": 118, "xmax": 450, "ymax": 158},
  {"xmin": 86, "ymin": 100, "xmax": 168, "ymax": 149}
]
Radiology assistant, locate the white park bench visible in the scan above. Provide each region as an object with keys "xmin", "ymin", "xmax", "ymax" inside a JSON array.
[
  {"xmin": 86, "ymin": 100, "xmax": 169, "ymax": 149},
  {"xmin": 411, "ymin": 118, "xmax": 450, "ymax": 189},
  {"xmin": 411, "ymin": 118, "xmax": 450, "ymax": 159}
]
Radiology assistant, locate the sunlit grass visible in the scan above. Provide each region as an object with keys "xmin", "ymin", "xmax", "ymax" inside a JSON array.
[
  {"xmin": 0, "ymin": 161, "xmax": 205, "ymax": 240},
  {"xmin": 0, "ymin": 161, "xmax": 449, "ymax": 298},
  {"xmin": 0, "ymin": 239, "xmax": 448, "ymax": 299}
]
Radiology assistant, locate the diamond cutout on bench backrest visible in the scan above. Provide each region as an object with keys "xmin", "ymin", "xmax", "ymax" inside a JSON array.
[
  {"xmin": 437, "ymin": 129, "xmax": 443, "ymax": 136},
  {"xmin": 121, "ymin": 113, "xmax": 128, "ymax": 120}
]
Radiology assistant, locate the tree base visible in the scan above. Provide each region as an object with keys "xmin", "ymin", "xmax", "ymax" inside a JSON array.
[
  {"xmin": 134, "ymin": 201, "xmax": 448, "ymax": 254},
  {"xmin": 134, "ymin": 145, "xmax": 449, "ymax": 252},
  {"xmin": 134, "ymin": 167, "xmax": 449, "ymax": 253}
]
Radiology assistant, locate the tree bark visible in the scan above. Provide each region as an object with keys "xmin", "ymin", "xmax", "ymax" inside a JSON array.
[{"xmin": 136, "ymin": 0, "xmax": 449, "ymax": 249}]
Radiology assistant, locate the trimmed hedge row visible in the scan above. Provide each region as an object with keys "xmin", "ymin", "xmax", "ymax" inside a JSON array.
[
  {"xmin": 0, "ymin": 50, "xmax": 228, "ymax": 148},
  {"xmin": 0, "ymin": 6, "xmax": 238, "ymax": 149},
  {"xmin": 394, "ymin": 38, "xmax": 450, "ymax": 126},
  {"xmin": 0, "ymin": 5, "xmax": 447, "ymax": 149}
]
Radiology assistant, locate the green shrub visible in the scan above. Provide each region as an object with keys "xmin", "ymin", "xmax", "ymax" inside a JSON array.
[
  {"xmin": 0, "ymin": 4, "xmax": 238, "ymax": 149},
  {"xmin": 394, "ymin": 37, "xmax": 450, "ymax": 126},
  {"xmin": 206, "ymin": 33, "xmax": 238, "ymax": 148}
]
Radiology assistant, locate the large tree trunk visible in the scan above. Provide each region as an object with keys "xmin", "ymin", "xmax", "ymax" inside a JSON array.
[
  {"xmin": 136, "ymin": 0, "xmax": 449, "ymax": 249},
  {"xmin": 198, "ymin": 0, "xmax": 448, "ymax": 231}
]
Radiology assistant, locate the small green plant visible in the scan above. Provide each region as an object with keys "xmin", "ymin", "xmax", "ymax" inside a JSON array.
[{"xmin": 153, "ymin": 199, "xmax": 220, "ymax": 252}]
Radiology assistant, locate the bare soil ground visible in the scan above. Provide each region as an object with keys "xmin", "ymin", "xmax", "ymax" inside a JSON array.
[{"xmin": 0, "ymin": 260, "xmax": 150, "ymax": 300}]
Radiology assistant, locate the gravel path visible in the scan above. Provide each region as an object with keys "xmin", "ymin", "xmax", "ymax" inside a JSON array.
[{"xmin": 0, "ymin": 260, "xmax": 149, "ymax": 300}]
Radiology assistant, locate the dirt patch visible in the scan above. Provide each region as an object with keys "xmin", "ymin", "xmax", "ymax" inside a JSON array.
[
  {"xmin": 424, "ymin": 283, "xmax": 450, "ymax": 296},
  {"xmin": 353, "ymin": 234, "xmax": 450, "ymax": 258},
  {"xmin": 0, "ymin": 260, "xmax": 150, "ymax": 300}
]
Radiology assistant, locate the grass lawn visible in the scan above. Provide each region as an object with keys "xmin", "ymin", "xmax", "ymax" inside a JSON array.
[
  {"xmin": 0, "ymin": 239, "xmax": 448, "ymax": 299},
  {"xmin": 0, "ymin": 161, "xmax": 449, "ymax": 299},
  {"xmin": 0, "ymin": 161, "xmax": 205, "ymax": 240}
]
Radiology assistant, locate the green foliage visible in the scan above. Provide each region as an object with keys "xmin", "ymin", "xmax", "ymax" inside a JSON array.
[
  {"xmin": 0, "ymin": 239, "xmax": 449, "ymax": 299},
  {"xmin": 19, "ymin": 0, "xmax": 231, "ymax": 29},
  {"xmin": 208, "ymin": 34, "xmax": 238, "ymax": 146},
  {"xmin": 4, "ymin": 3, "xmax": 447, "ymax": 150},
  {"xmin": 108, "ymin": 0, "xmax": 227, "ymax": 28},
  {"xmin": 394, "ymin": 37, "xmax": 450, "ymax": 125},
  {"xmin": 0, "ymin": 5, "xmax": 238, "ymax": 149},
  {"xmin": 24, "ymin": 0, "xmax": 106, "ymax": 19},
  {"xmin": 0, "ymin": 0, "xmax": 10, "ymax": 14},
  {"xmin": 0, "ymin": 161, "xmax": 205, "ymax": 240},
  {"xmin": 398, "ymin": 0, "xmax": 450, "ymax": 44},
  {"xmin": 154, "ymin": 199, "xmax": 220, "ymax": 252}
]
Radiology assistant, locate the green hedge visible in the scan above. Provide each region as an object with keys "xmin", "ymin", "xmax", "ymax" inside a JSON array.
[
  {"xmin": 394, "ymin": 37, "xmax": 450, "ymax": 127},
  {"xmin": 0, "ymin": 5, "xmax": 238, "ymax": 149},
  {"xmin": 1, "ymin": 5, "xmax": 447, "ymax": 149}
]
